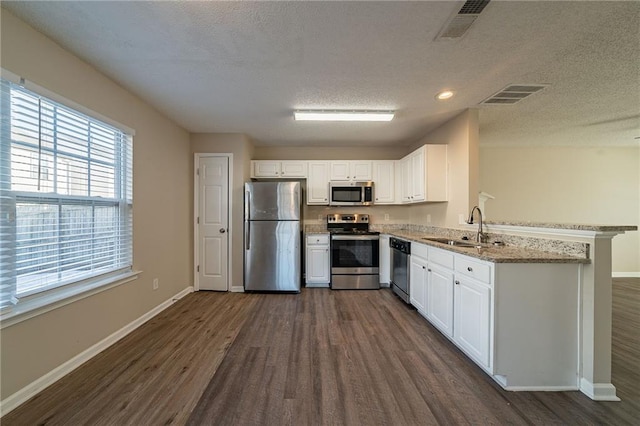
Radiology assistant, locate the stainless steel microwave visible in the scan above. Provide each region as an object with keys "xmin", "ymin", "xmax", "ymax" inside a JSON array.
[{"xmin": 329, "ymin": 181, "xmax": 374, "ymax": 206}]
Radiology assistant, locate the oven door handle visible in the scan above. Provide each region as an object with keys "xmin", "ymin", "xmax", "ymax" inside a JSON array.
[{"xmin": 331, "ymin": 235, "xmax": 380, "ymax": 241}]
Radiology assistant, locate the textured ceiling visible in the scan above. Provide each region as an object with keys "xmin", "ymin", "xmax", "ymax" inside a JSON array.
[{"xmin": 2, "ymin": 1, "xmax": 639, "ymax": 147}]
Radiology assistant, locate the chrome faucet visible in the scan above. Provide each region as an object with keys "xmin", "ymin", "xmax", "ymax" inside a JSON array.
[{"xmin": 466, "ymin": 206, "xmax": 487, "ymax": 243}]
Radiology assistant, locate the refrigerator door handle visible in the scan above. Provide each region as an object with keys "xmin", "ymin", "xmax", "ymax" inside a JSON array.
[
  {"xmin": 244, "ymin": 190, "xmax": 250, "ymax": 250},
  {"xmin": 244, "ymin": 189, "xmax": 250, "ymax": 221}
]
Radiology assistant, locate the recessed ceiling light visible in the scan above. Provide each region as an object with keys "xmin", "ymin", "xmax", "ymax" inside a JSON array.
[
  {"xmin": 436, "ymin": 90, "xmax": 455, "ymax": 100},
  {"xmin": 293, "ymin": 110, "xmax": 395, "ymax": 122}
]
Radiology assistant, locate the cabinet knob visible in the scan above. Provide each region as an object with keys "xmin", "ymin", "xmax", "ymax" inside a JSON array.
[
  {"xmin": 428, "ymin": 269, "xmax": 431, "ymax": 272},
  {"xmin": 455, "ymin": 280, "xmax": 460, "ymax": 285},
  {"xmin": 422, "ymin": 266, "xmax": 426, "ymax": 269},
  {"xmin": 467, "ymin": 267, "xmax": 473, "ymax": 272}
]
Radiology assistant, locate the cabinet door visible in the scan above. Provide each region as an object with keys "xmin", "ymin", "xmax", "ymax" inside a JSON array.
[
  {"xmin": 372, "ymin": 161, "xmax": 395, "ymax": 204},
  {"xmin": 329, "ymin": 161, "xmax": 351, "ymax": 180},
  {"xmin": 252, "ymin": 161, "xmax": 281, "ymax": 178},
  {"xmin": 454, "ymin": 276, "xmax": 491, "ymax": 369},
  {"xmin": 280, "ymin": 161, "xmax": 308, "ymax": 178},
  {"xmin": 351, "ymin": 161, "xmax": 372, "ymax": 181},
  {"xmin": 306, "ymin": 245, "xmax": 330, "ymax": 284},
  {"xmin": 427, "ymin": 264, "xmax": 454, "ymax": 337},
  {"xmin": 307, "ymin": 162, "xmax": 330, "ymax": 204},
  {"xmin": 400, "ymin": 156, "xmax": 412, "ymax": 203},
  {"xmin": 410, "ymin": 255, "xmax": 428, "ymax": 316},
  {"xmin": 411, "ymin": 147, "xmax": 426, "ymax": 202},
  {"xmin": 330, "ymin": 161, "xmax": 372, "ymax": 181}
]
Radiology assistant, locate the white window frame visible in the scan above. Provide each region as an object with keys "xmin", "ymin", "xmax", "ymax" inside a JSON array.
[{"xmin": 1, "ymin": 71, "xmax": 138, "ymax": 327}]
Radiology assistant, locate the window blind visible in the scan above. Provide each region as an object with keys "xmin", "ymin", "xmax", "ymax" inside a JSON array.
[{"xmin": 0, "ymin": 78, "xmax": 133, "ymax": 307}]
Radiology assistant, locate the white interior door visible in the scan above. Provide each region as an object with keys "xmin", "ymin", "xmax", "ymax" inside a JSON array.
[{"xmin": 197, "ymin": 155, "xmax": 229, "ymax": 291}]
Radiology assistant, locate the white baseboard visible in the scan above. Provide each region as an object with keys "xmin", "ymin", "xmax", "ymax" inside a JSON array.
[
  {"xmin": 504, "ymin": 385, "xmax": 579, "ymax": 392},
  {"xmin": 230, "ymin": 285, "xmax": 244, "ymax": 293},
  {"xmin": 493, "ymin": 374, "xmax": 579, "ymax": 392},
  {"xmin": 0, "ymin": 286, "xmax": 194, "ymax": 417},
  {"xmin": 612, "ymin": 272, "xmax": 640, "ymax": 278},
  {"xmin": 579, "ymin": 378, "xmax": 620, "ymax": 401}
]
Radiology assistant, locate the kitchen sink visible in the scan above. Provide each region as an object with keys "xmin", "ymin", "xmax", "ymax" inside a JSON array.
[{"xmin": 421, "ymin": 237, "xmax": 482, "ymax": 248}]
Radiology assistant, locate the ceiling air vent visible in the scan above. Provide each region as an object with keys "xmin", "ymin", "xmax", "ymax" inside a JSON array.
[
  {"xmin": 436, "ymin": 0, "xmax": 491, "ymax": 40},
  {"xmin": 480, "ymin": 84, "xmax": 549, "ymax": 105}
]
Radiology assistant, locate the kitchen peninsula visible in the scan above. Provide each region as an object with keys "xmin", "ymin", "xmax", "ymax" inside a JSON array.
[{"xmin": 306, "ymin": 220, "xmax": 636, "ymax": 401}]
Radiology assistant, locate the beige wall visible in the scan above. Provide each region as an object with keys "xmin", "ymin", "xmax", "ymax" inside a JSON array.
[
  {"xmin": 1, "ymin": 10, "xmax": 191, "ymax": 399},
  {"xmin": 251, "ymin": 111, "xmax": 480, "ymax": 229},
  {"xmin": 480, "ymin": 146, "xmax": 640, "ymax": 274},
  {"xmin": 191, "ymin": 134, "xmax": 254, "ymax": 289},
  {"xmin": 407, "ymin": 109, "xmax": 480, "ymax": 228}
]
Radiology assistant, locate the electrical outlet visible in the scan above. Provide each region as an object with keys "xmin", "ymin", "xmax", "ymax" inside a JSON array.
[
  {"xmin": 427, "ymin": 214, "xmax": 431, "ymax": 223},
  {"xmin": 153, "ymin": 278, "xmax": 159, "ymax": 290},
  {"xmin": 384, "ymin": 214, "xmax": 389, "ymax": 221},
  {"xmin": 459, "ymin": 214, "xmax": 465, "ymax": 224}
]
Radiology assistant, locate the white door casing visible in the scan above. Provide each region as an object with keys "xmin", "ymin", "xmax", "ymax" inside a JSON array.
[{"xmin": 195, "ymin": 154, "xmax": 231, "ymax": 291}]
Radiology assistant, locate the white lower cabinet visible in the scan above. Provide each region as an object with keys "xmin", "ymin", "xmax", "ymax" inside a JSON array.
[
  {"xmin": 426, "ymin": 263, "xmax": 454, "ymax": 338},
  {"xmin": 411, "ymin": 242, "xmax": 492, "ymax": 370},
  {"xmin": 453, "ymin": 274, "xmax": 491, "ymax": 368},
  {"xmin": 305, "ymin": 234, "xmax": 330, "ymax": 286},
  {"xmin": 407, "ymin": 241, "xmax": 580, "ymax": 390}
]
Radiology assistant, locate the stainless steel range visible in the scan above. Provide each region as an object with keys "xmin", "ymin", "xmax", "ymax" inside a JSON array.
[{"xmin": 327, "ymin": 214, "xmax": 380, "ymax": 290}]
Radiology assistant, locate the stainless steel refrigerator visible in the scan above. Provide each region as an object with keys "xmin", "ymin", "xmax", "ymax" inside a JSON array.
[{"xmin": 244, "ymin": 181, "xmax": 301, "ymax": 292}]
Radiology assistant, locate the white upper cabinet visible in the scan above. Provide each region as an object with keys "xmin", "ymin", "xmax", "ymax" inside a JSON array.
[
  {"xmin": 399, "ymin": 144, "xmax": 448, "ymax": 203},
  {"xmin": 307, "ymin": 161, "xmax": 330, "ymax": 205},
  {"xmin": 280, "ymin": 161, "xmax": 308, "ymax": 177},
  {"xmin": 251, "ymin": 160, "xmax": 307, "ymax": 178},
  {"xmin": 251, "ymin": 148, "xmax": 446, "ymax": 205},
  {"xmin": 329, "ymin": 161, "xmax": 372, "ymax": 181},
  {"xmin": 251, "ymin": 160, "xmax": 281, "ymax": 178},
  {"xmin": 372, "ymin": 161, "xmax": 395, "ymax": 204}
]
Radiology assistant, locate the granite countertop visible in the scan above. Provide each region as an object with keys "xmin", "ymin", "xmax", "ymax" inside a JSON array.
[
  {"xmin": 484, "ymin": 221, "xmax": 637, "ymax": 233},
  {"xmin": 385, "ymin": 230, "xmax": 590, "ymax": 264},
  {"xmin": 304, "ymin": 225, "xmax": 589, "ymax": 264}
]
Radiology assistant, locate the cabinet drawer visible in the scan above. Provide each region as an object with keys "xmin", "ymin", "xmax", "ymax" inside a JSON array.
[
  {"xmin": 429, "ymin": 247, "xmax": 454, "ymax": 269},
  {"xmin": 306, "ymin": 234, "xmax": 329, "ymax": 245},
  {"xmin": 455, "ymin": 256, "xmax": 492, "ymax": 284},
  {"xmin": 411, "ymin": 242, "xmax": 428, "ymax": 260}
]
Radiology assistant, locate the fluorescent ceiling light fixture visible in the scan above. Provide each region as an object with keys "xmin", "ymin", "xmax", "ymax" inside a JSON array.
[
  {"xmin": 436, "ymin": 90, "xmax": 455, "ymax": 100},
  {"xmin": 294, "ymin": 110, "xmax": 395, "ymax": 122}
]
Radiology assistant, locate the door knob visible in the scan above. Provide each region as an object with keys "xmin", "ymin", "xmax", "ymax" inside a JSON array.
[{"xmin": 219, "ymin": 228, "xmax": 226, "ymax": 233}]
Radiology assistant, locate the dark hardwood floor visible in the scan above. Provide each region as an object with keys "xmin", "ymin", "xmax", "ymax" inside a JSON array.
[{"xmin": 3, "ymin": 278, "xmax": 639, "ymax": 425}]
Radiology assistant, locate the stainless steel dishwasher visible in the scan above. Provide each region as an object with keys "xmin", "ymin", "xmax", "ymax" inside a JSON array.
[{"xmin": 390, "ymin": 237, "xmax": 411, "ymax": 303}]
